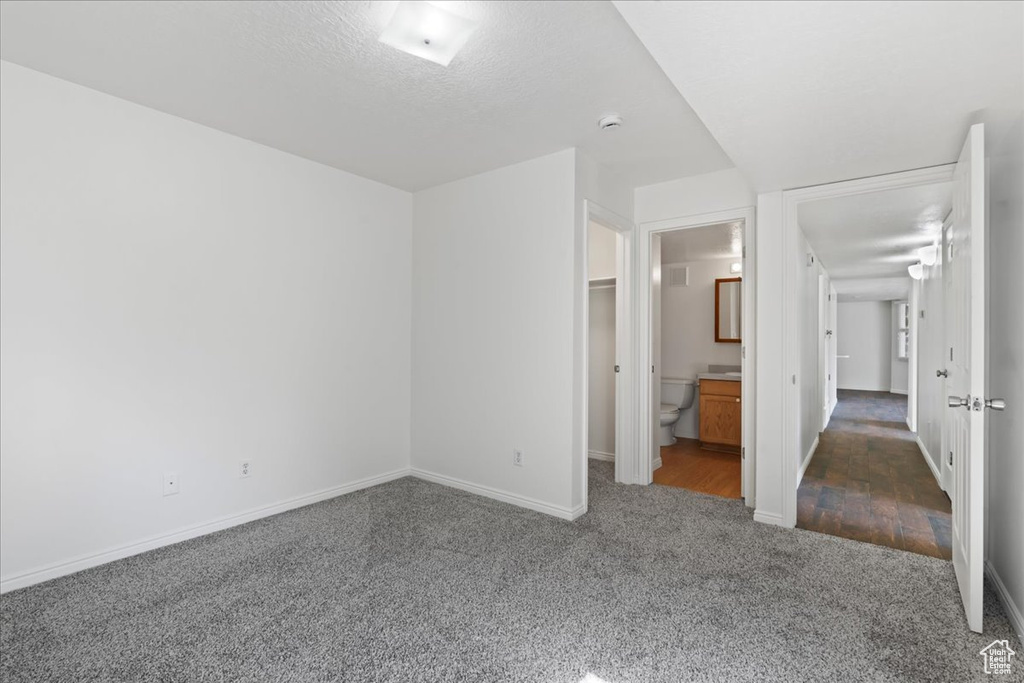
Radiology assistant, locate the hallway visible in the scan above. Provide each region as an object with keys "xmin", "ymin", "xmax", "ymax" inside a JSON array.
[{"xmin": 797, "ymin": 390, "xmax": 952, "ymax": 559}]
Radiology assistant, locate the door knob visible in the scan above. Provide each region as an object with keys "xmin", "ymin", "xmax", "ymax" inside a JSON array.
[
  {"xmin": 936, "ymin": 369, "xmax": 948, "ymax": 378},
  {"xmin": 984, "ymin": 398, "xmax": 1006, "ymax": 411},
  {"xmin": 948, "ymin": 395, "xmax": 969, "ymax": 408}
]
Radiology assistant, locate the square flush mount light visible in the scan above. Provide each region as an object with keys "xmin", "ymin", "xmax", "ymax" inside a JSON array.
[{"xmin": 379, "ymin": 1, "xmax": 478, "ymax": 67}]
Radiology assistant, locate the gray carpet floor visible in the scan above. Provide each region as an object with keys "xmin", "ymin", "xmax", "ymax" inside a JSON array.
[{"xmin": 1, "ymin": 461, "xmax": 1020, "ymax": 682}]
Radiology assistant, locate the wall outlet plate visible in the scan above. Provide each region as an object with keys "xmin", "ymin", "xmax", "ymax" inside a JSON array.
[
  {"xmin": 239, "ymin": 461, "xmax": 251, "ymax": 478},
  {"xmin": 513, "ymin": 449, "xmax": 524, "ymax": 467},
  {"xmin": 163, "ymin": 473, "xmax": 179, "ymax": 496}
]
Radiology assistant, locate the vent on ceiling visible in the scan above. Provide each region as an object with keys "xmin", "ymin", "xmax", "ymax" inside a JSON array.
[{"xmin": 667, "ymin": 265, "xmax": 689, "ymax": 287}]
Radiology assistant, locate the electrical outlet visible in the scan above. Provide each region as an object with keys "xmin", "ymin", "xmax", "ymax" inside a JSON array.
[
  {"xmin": 513, "ymin": 449, "xmax": 524, "ymax": 467},
  {"xmin": 163, "ymin": 472, "xmax": 179, "ymax": 496},
  {"xmin": 239, "ymin": 461, "xmax": 251, "ymax": 478}
]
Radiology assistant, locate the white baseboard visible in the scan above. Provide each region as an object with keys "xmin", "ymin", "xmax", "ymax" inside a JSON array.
[
  {"xmin": 890, "ymin": 388, "xmax": 909, "ymax": 396},
  {"xmin": 915, "ymin": 436, "xmax": 944, "ymax": 490},
  {"xmin": 653, "ymin": 456, "xmax": 663, "ymax": 471},
  {"xmin": 0, "ymin": 467, "xmax": 411, "ymax": 594},
  {"xmin": 410, "ymin": 468, "xmax": 581, "ymax": 521},
  {"xmin": 797, "ymin": 435, "xmax": 820, "ymax": 487},
  {"xmin": 588, "ymin": 450, "xmax": 615, "ymax": 462},
  {"xmin": 986, "ymin": 560, "xmax": 1024, "ymax": 641},
  {"xmin": 753, "ymin": 509, "xmax": 789, "ymax": 527}
]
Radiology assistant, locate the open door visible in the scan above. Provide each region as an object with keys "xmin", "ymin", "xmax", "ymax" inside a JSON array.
[{"xmin": 945, "ymin": 123, "xmax": 991, "ymax": 633}]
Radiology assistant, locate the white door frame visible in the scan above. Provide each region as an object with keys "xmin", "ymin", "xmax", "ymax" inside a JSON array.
[
  {"xmin": 581, "ymin": 201, "xmax": 635, "ymax": 506},
  {"xmin": 637, "ymin": 207, "xmax": 757, "ymax": 506},
  {"xmin": 779, "ymin": 164, "xmax": 956, "ymax": 527}
]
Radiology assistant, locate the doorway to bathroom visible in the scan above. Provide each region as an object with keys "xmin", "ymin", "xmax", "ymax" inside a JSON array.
[{"xmin": 637, "ymin": 208, "xmax": 757, "ymax": 506}]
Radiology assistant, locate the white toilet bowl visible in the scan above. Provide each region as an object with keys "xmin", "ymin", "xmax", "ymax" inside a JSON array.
[{"xmin": 660, "ymin": 378, "xmax": 696, "ymax": 446}]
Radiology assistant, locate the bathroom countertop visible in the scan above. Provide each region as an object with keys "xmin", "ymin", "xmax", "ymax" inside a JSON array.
[{"xmin": 697, "ymin": 372, "xmax": 742, "ymax": 382}]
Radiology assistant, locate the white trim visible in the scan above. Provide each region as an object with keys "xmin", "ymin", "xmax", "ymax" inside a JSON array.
[
  {"xmin": 588, "ymin": 450, "xmax": 615, "ymax": 462},
  {"xmin": 797, "ymin": 435, "xmax": 819, "ymax": 487},
  {"xmin": 986, "ymin": 560, "xmax": 1024, "ymax": 641},
  {"xmin": 779, "ymin": 164, "xmax": 957, "ymax": 528},
  {"xmin": 637, "ymin": 206, "xmax": 757, "ymax": 507},
  {"xmin": 753, "ymin": 510, "xmax": 787, "ymax": 527},
  {"xmin": 915, "ymin": 436, "xmax": 944, "ymax": 490},
  {"xmin": 653, "ymin": 456, "xmax": 663, "ymax": 471},
  {"xmin": 890, "ymin": 388, "xmax": 909, "ymax": 396},
  {"xmin": 0, "ymin": 467, "xmax": 411, "ymax": 594},
  {"xmin": 410, "ymin": 468, "xmax": 584, "ymax": 521}
]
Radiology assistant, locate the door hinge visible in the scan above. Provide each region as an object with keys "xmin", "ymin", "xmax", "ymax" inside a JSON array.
[
  {"xmin": 950, "ymin": 347, "xmax": 954, "ymax": 362},
  {"xmin": 742, "ymin": 346, "xmax": 746, "ymax": 359},
  {"xmin": 614, "ymin": 365, "xmax": 620, "ymax": 373},
  {"xmin": 741, "ymin": 447, "xmax": 745, "ymax": 459},
  {"xmin": 948, "ymin": 450, "xmax": 953, "ymax": 466},
  {"xmin": 652, "ymin": 365, "xmax": 655, "ymax": 373}
]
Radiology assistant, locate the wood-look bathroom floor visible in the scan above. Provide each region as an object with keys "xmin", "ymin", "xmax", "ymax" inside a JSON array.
[
  {"xmin": 654, "ymin": 437, "xmax": 741, "ymax": 499},
  {"xmin": 797, "ymin": 389, "xmax": 952, "ymax": 560}
]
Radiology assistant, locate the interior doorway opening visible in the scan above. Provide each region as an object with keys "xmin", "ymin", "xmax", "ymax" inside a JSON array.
[
  {"xmin": 651, "ymin": 222, "xmax": 745, "ymax": 499},
  {"xmin": 637, "ymin": 208, "xmax": 757, "ymax": 508}
]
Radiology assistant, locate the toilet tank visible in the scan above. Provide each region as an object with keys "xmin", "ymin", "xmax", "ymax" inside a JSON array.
[{"xmin": 661, "ymin": 378, "xmax": 695, "ymax": 410}]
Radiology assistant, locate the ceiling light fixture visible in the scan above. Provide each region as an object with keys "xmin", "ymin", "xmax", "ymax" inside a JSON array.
[
  {"xmin": 919, "ymin": 244, "xmax": 938, "ymax": 266},
  {"xmin": 730, "ymin": 262, "xmax": 742, "ymax": 274},
  {"xmin": 598, "ymin": 114, "xmax": 623, "ymax": 130},
  {"xmin": 379, "ymin": 1, "xmax": 478, "ymax": 67},
  {"xmin": 908, "ymin": 262, "xmax": 924, "ymax": 280}
]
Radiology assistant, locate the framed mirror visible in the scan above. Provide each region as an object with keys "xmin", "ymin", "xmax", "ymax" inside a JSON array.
[{"xmin": 715, "ymin": 277, "xmax": 742, "ymax": 343}]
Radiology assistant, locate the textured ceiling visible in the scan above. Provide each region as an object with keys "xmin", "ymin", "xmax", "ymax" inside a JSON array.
[
  {"xmin": 660, "ymin": 221, "xmax": 742, "ymax": 264},
  {"xmin": 613, "ymin": 1, "xmax": 1023, "ymax": 192},
  {"xmin": 0, "ymin": 0, "xmax": 734, "ymax": 192},
  {"xmin": 799, "ymin": 182, "xmax": 952, "ymax": 301}
]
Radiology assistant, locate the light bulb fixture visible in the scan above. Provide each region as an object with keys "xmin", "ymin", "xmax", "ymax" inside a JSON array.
[
  {"xmin": 730, "ymin": 262, "xmax": 742, "ymax": 274},
  {"xmin": 908, "ymin": 262, "xmax": 924, "ymax": 280},
  {"xmin": 379, "ymin": 1, "xmax": 478, "ymax": 67},
  {"xmin": 918, "ymin": 244, "xmax": 938, "ymax": 267}
]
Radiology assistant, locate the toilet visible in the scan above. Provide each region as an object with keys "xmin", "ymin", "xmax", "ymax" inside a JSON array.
[{"xmin": 660, "ymin": 378, "xmax": 696, "ymax": 446}]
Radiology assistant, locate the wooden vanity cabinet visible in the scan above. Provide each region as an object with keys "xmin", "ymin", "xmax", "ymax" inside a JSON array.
[{"xmin": 699, "ymin": 379, "xmax": 741, "ymax": 452}]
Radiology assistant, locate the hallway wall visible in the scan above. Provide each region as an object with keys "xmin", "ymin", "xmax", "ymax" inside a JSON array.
[
  {"xmin": 916, "ymin": 247, "xmax": 945, "ymax": 478},
  {"xmin": 836, "ymin": 301, "xmax": 892, "ymax": 391}
]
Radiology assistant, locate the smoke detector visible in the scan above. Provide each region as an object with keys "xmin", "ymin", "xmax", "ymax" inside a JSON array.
[{"xmin": 598, "ymin": 114, "xmax": 623, "ymax": 130}]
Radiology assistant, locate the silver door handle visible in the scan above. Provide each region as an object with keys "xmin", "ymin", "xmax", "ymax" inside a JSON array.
[
  {"xmin": 936, "ymin": 369, "xmax": 948, "ymax": 378},
  {"xmin": 948, "ymin": 395, "xmax": 969, "ymax": 408},
  {"xmin": 984, "ymin": 398, "xmax": 1006, "ymax": 411}
]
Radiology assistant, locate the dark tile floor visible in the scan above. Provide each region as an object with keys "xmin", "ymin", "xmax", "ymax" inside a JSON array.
[{"xmin": 797, "ymin": 389, "xmax": 953, "ymax": 559}]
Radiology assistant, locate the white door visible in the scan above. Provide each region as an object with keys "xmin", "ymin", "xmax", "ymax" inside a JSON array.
[
  {"xmin": 945, "ymin": 123, "xmax": 989, "ymax": 633},
  {"xmin": 613, "ymin": 229, "xmax": 632, "ymax": 484}
]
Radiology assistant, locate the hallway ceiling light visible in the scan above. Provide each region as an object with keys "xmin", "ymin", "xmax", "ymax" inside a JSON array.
[
  {"xmin": 908, "ymin": 262, "xmax": 924, "ymax": 280},
  {"xmin": 919, "ymin": 244, "xmax": 938, "ymax": 266},
  {"xmin": 379, "ymin": 1, "xmax": 478, "ymax": 67},
  {"xmin": 730, "ymin": 262, "xmax": 742, "ymax": 274}
]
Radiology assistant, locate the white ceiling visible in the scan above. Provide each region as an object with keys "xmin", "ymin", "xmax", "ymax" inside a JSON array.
[
  {"xmin": 660, "ymin": 221, "xmax": 742, "ymax": 264},
  {"xmin": 613, "ymin": 1, "xmax": 1024, "ymax": 192},
  {"xmin": 799, "ymin": 181, "xmax": 952, "ymax": 301},
  {"xmin": 0, "ymin": 0, "xmax": 734, "ymax": 192}
]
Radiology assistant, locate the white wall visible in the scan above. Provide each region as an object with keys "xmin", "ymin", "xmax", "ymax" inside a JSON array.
[
  {"xmin": 890, "ymin": 301, "xmax": 909, "ymax": 394},
  {"xmin": 0, "ymin": 62, "xmax": 413, "ymax": 586},
  {"xmin": 661, "ymin": 258, "xmax": 742, "ymax": 438},
  {"xmin": 836, "ymin": 301, "xmax": 892, "ymax": 391},
  {"xmin": 635, "ymin": 168, "xmax": 755, "ymax": 224},
  {"xmin": 588, "ymin": 285, "xmax": 616, "ymax": 456},
  {"xmin": 588, "ymin": 220, "xmax": 617, "ymax": 280},
  {"xmin": 796, "ymin": 236, "xmax": 822, "ymax": 475},
  {"xmin": 411, "ymin": 149, "xmax": 578, "ymax": 514},
  {"xmin": 985, "ymin": 108, "xmax": 1024, "ymax": 639},
  {"xmin": 754, "ymin": 192, "xmax": 785, "ymax": 524},
  {"xmin": 917, "ymin": 247, "xmax": 945, "ymax": 475}
]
